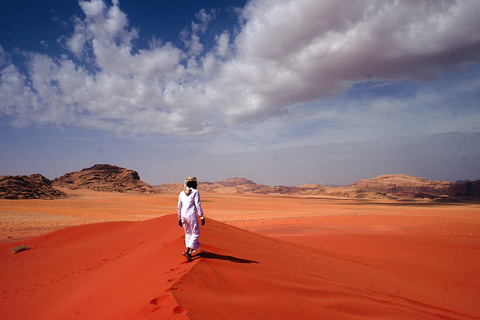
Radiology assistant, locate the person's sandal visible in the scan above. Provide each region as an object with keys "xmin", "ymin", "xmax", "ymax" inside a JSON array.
[{"xmin": 183, "ymin": 250, "xmax": 192, "ymax": 261}]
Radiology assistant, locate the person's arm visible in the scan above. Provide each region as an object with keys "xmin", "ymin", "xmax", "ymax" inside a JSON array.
[
  {"xmin": 177, "ymin": 194, "xmax": 183, "ymax": 226},
  {"xmin": 195, "ymin": 191, "xmax": 205, "ymax": 225}
]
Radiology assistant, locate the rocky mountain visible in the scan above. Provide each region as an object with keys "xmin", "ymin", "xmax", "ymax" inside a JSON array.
[
  {"xmin": 52, "ymin": 164, "xmax": 157, "ymax": 194},
  {"xmin": 0, "ymin": 174, "xmax": 67, "ymax": 200},
  {"xmin": 350, "ymin": 174, "xmax": 452, "ymax": 199},
  {"xmin": 3, "ymin": 166, "xmax": 472, "ymax": 200},
  {"xmin": 155, "ymin": 177, "xmax": 326, "ymax": 195},
  {"xmin": 155, "ymin": 174, "xmax": 459, "ymax": 200},
  {"xmin": 321, "ymin": 185, "xmax": 392, "ymax": 199},
  {"xmin": 214, "ymin": 177, "xmax": 257, "ymax": 187}
]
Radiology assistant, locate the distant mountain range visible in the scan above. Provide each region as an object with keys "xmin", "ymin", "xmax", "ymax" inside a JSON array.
[
  {"xmin": 1, "ymin": 164, "xmax": 157, "ymax": 199},
  {"xmin": 1, "ymin": 164, "xmax": 479, "ymax": 200},
  {"xmin": 155, "ymin": 174, "xmax": 476, "ymax": 201}
]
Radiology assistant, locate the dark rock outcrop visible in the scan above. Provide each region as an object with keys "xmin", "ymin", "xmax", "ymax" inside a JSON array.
[
  {"xmin": 0, "ymin": 174, "xmax": 67, "ymax": 199},
  {"xmin": 53, "ymin": 164, "xmax": 157, "ymax": 194},
  {"xmin": 448, "ymin": 179, "xmax": 480, "ymax": 199}
]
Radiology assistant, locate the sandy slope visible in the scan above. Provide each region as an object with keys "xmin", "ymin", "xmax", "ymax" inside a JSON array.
[
  {"xmin": 0, "ymin": 215, "xmax": 195, "ymax": 319},
  {"xmin": 1, "ymin": 191, "xmax": 479, "ymax": 319},
  {"xmin": 173, "ymin": 219, "xmax": 479, "ymax": 320},
  {"xmin": 0, "ymin": 189, "xmax": 177, "ymax": 242}
]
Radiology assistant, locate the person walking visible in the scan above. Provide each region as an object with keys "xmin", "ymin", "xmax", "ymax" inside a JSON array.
[{"xmin": 177, "ymin": 177, "xmax": 205, "ymax": 261}]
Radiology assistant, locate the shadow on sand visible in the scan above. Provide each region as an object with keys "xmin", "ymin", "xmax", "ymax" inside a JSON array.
[{"xmin": 193, "ymin": 251, "xmax": 258, "ymax": 264}]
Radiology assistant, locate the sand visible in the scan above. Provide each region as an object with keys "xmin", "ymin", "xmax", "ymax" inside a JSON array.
[{"xmin": 1, "ymin": 189, "xmax": 479, "ymax": 319}]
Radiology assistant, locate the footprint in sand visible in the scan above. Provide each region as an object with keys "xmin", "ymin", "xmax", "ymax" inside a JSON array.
[
  {"xmin": 173, "ymin": 305, "xmax": 187, "ymax": 314},
  {"xmin": 150, "ymin": 295, "xmax": 168, "ymax": 305}
]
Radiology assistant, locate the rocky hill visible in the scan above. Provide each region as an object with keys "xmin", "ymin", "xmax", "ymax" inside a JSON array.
[
  {"xmin": 155, "ymin": 174, "xmax": 458, "ymax": 200},
  {"xmin": 155, "ymin": 177, "xmax": 326, "ymax": 195},
  {"xmin": 0, "ymin": 174, "xmax": 67, "ymax": 200},
  {"xmin": 321, "ymin": 185, "xmax": 392, "ymax": 199},
  {"xmin": 351, "ymin": 174, "xmax": 452, "ymax": 199},
  {"xmin": 53, "ymin": 164, "xmax": 157, "ymax": 194},
  {"xmin": 3, "ymin": 167, "xmax": 469, "ymax": 200}
]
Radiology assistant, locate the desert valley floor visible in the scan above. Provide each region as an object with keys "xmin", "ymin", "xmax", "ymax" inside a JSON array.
[{"xmin": 1, "ymin": 189, "xmax": 479, "ymax": 319}]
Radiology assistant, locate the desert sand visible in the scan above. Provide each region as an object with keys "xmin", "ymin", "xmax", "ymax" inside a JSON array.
[{"xmin": 1, "ymin": 189, "xmax": 479, "ymax": 319}]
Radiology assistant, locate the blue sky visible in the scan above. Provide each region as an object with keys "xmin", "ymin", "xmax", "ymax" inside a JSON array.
[{"xmin": 1, "ymin": 0, "xmax": 480, "ymax": 186}]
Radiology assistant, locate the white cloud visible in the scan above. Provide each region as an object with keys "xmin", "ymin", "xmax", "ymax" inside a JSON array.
[
  {"xmin": 181, "ymin": 9, "xmax": 218, "ymax": 56},
  {"xmin": 224, "ymin": 0, "xmax": 480, "ymax": 118},
  {"xmin": 79, "ymin": 0, "xmax": 105, "ymax": 17},
  {"xmin": 1, "ymin": 0, "xmax": 480, "ymax": 137},
  {"xmin": 215, "ymin": 32, "xmax": 231, "ymax": 58}
]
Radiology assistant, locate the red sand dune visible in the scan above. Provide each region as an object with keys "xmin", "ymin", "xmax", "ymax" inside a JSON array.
[
  {"xmin": 1, "ymin": 214, "xmax": 479, "ymax": 319},
  {"xmin": 173, "ymin": 218, "xmax": 480, "ymax": 320},
  {"xmin": 0, "ymin": 215, "xmax": 193, "ymax": 319}
]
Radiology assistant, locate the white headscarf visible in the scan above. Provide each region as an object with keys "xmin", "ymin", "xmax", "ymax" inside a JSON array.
[{"xmin": 183, "ymin": 176, "xmax": 197, "ymax": 195}]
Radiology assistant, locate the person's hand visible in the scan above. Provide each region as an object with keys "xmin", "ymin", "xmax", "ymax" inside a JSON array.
[
  {"xmin": 201, "ymin": 218, "xmax": 205, "ymax": 226},
  {"xmin": 178, "ymin": 219, "xmax": 183, "ymax": 227}
]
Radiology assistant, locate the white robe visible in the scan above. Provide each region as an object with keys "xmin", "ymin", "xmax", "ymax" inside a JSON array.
[{"xmin": 177, "ymin": 188, "xmax": 204, "ymax": 250}]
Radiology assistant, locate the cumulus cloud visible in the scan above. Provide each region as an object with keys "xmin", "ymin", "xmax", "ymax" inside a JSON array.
[
  {"xmin": 1, "ymin": 0, "xmax": 480, "ymax": 135},
  {"xmin": 224, "ymin": 0, "xmax": 480, "ymax": 120}
]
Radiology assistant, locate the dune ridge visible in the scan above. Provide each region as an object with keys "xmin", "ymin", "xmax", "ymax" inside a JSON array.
[
  {"xmin": 173, "ymin": 219, "xmax": 478, "ymax": 320},
  {"xmin": 2, "ymin": 214, "xmax": 478, "ymax": 319},
  {"xmin": 0, "ymin": 215, "xmax": 193, "ymax": 319}
]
